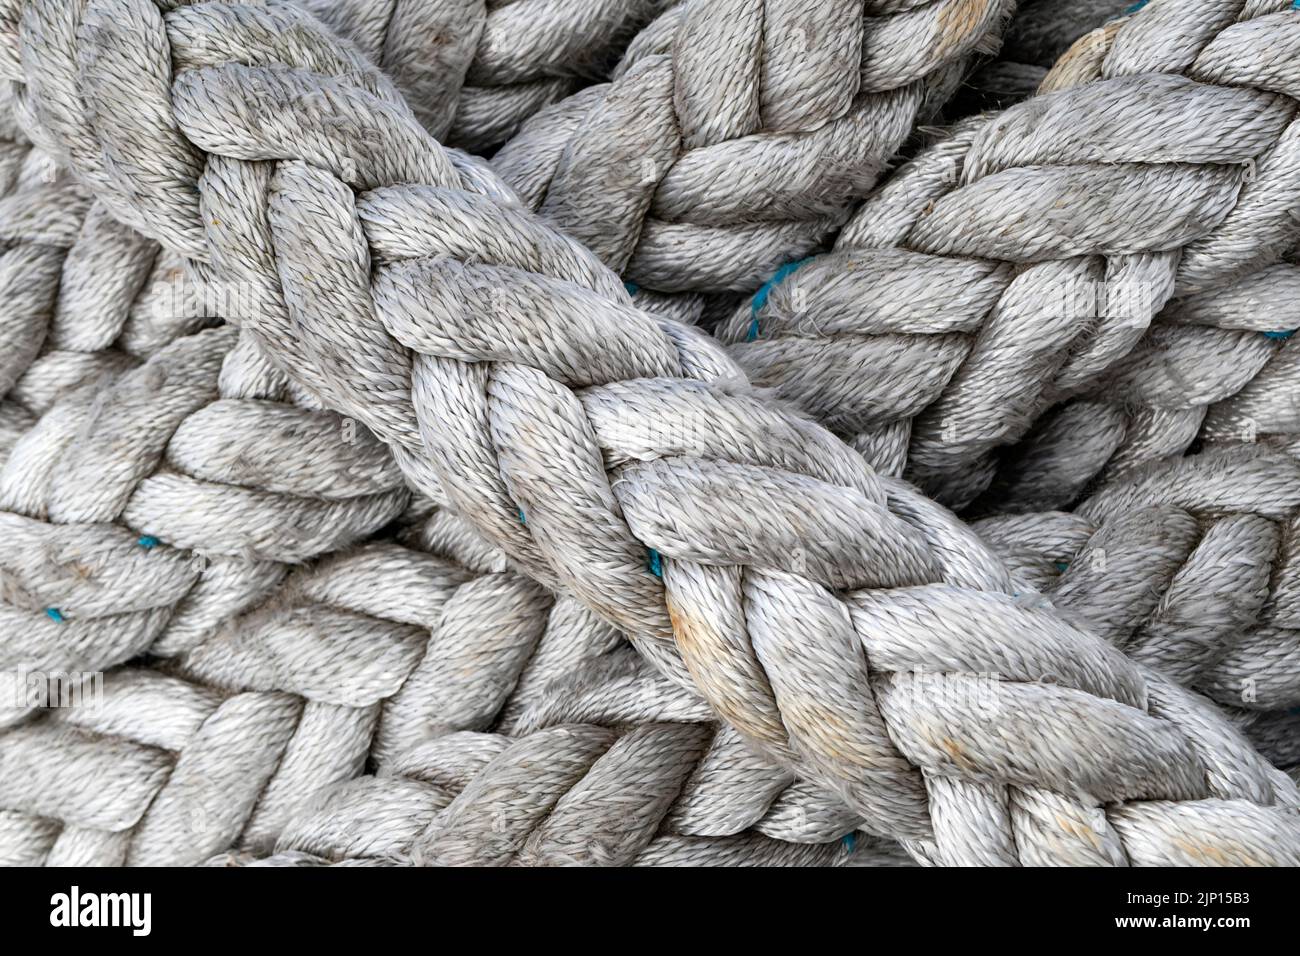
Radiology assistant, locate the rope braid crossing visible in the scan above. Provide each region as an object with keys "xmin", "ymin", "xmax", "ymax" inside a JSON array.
[
  {"xmin": 973, "ymin": 445, "xmax": 1300, "ymax": 716},
  {"xmin": 0, "ymin": 324, "xmax": 412, "ymax": 679},
  {"xmin": 0, "ymin": 2, "xmax": 737, "ymax": 865},
  {"xmin": 219, "ymin": 649, "xmax": 1300, "ymax": 867},
  {"xmin": 0, "ymin": 508, "xmax": 638, "ymax": 866},
  {"xmin": 10, "ymin": 0, "xmax": 1300, "ymax": 866},
  {"xmin": 0, "ymin": 0, "xmax": 641, "ymax": 471},
  {"xmin": 2, "ymin": 150, "xmax": 1294, "ymax": 865},
  {"xmin": 0, "ymin": 163, "xmax": 637, "ymax": 862},
  {"xmin": 716, "ymin": 0, "xmax": 1300, "ymax": 509},
  {"xmin": 0, "ymin": 185, "xmax": 225, "ymax": 470},
  {"xmin": 1, "ymin": 251, "xmax": 1295, "ymax": 866},
  {"xmin": 491, "ymin": 0, "xmax": 1015, "ymax": 294},
  {"xmin": 650, "ymin": 1, "xmax": 1300, "ymax": 725},
  {"xmin": 417, "ymin": 0, "xmax": 1300, "ymax": 748},
  {"xmin": 975, "ymin": 238, "xmax": 1300, "ymax": 514},
  {"xmin": 213, "ymin": 652, "xmax": 920, "ymax": 868},
  {"xmin": 304, "ymin": 0, "xmax": 680, "ymax": 154},
  {"xmin": 0, "ymin": 396, "xmax": 907, "ymax": 868},
  {"xmin": 0, "ymin": 0, "xmax": 572, "ymax": 688}
]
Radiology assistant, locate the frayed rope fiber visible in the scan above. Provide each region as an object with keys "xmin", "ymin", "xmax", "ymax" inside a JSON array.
[{"xmin": 0, "ymin": 0, "xmax": 1298, "ymax": 868}]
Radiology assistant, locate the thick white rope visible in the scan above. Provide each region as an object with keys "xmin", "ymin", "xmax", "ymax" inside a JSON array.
[
  {"xmin": 491, "ymin": 0, "xmax": 1014, "ymax": 293},
  {"xmin": 7, "ymin": 0, "xmax": 1298, "ymax": 865},
  {"xmin": 714, "ymin": 0, "xmax": 1300, "ymax": 508},
  {"xmin": 217, "ymin": 652, "xmax": 919, "ymax": 868},
  {"xmin": 978, "ymin": 246, "xmax": 1300, "ymax": 513},
  {"xmin": 2, "ymin": 510, "xmax": 637, "ymax": 866},
  {"xmin": 302, "ymin": 0, "xmax": 678, "ymax": 152},
  {"xmin": 977, "ymin": 445, "xmax": 1300, "ymax": 714}
]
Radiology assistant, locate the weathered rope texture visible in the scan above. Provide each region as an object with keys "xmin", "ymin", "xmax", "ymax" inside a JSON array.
[
  {"xmin": 491, "ymin": 0, "xmax": 1014, "ymax": 293},
  {"xmin": 304, "ymin": 0, "xmax": 677, "ymax": 152},
  {"xmin": 8, "ymin": 0, "xmax": 1299, "ymax": 866},
  {"xmin": 1, "ymin": 504, "xmax": 636, "ymax": 865},
  {"xmin": 716, "ymin": 0, "xmax": 1300, "ymax": 509},
  {"xmin": 977, "ymin": 244, "xmax": 1300, "ymax": 514},
  {"xmin": 978, "ymin": 445, "xmax": 1300, "ymax": 718},
  {"xmin": 952, "ymin": 0, "xmax": 1132, "ymax": 113},
  {"xmin": 212, "ymin": 653, "xmax": 917, "ymax": 868}
]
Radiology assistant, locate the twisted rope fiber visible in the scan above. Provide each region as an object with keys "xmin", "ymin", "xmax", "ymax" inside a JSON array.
[
  {"xmin": 0, "ymin": 0, "xmax": 647, "ymax": 471},
  {"xmin": 309, "ymin": 0, "xmax": 1300, "ymax": 522},
  {"xmin": 304, "ymin": 0, "xmax": 680, "ymax": 154},
  {"xmin": 500, "ymin": 0, "xmax": 1300, "ymax": 751},
  {"xmin": 0, "ymin": 4, "xmax": 768, "ymax": 865},
  {"xmin": 0, "ymin": 2, "xmax": 546, "ymax": 686},
  {"xmin": 3, "ymin": 348, "xmax": 1296, "ymax": 862},
  {"xmin": 215, "ymin": 641, "xmax": 1300, "ymax": 867},
  {"xmin": 0, "ymin": 182, "xmax": 225, "ymax": 469},
  {"xmin": 661, "ymin": 1, "xmax": 1300, "ymax": 720},
  {"xmin": 474, "ymin": 0, "xmax": 1300, "ymax": 518},
  {"xmin": 0, "ymin": 0, "xmax": 626, "ymax": 653},
  {"xmin": 1, "ymin": 226, "xmax": 1295, "ymax": 861},
  {"xmin": 975, "ymin": 445, "xmax": 1300, "ymax": 716},
  {"xmin": 20, "ymin": 396, "xmax": 1291, "ymax": 862},
  {"xmin": 713, "ymin": 0, "xmax": 1300, "ymax": 509},
  {"xmin": 10, "ymin": 0, "xmax": 1300, "ymax": 865},
  {"xmin": 976, "ymin": 243, "xmax": 1300, "ymax": 513},
  {"xmin": 0, "ymin": 352, "xmax": 899, "ymax": 866},
  {"xmin": 0, "ymin": 83, "xmax": 35, "ymax": 190},
  {"xmin": 2, "ymin": 508, "xmax": 643, "ymax": 866},
  {"xmin": 948, "ymin": 0, "xmax": 1132, "ymax": 113},
  {"xmin": 0, "ymin": 193, "xmax": 914, "ymax": 865},
  {"xmin": 0, "ymin": 325, "xmax": 410, "ymax": 684},
  {"xmin": 489, "ymin": 0, "xmax": 1015, "ymax": 294},
  {"xmin": 386, "ymin": 0, "xmax": 1300, "ymax": 736},
  {"xmin": 0, "ymin": 0, "xmax": 1003, "ymax": 822},
  {"xmin": 211, "ymin": 651, "xmax": 919, "ymax": 867}
]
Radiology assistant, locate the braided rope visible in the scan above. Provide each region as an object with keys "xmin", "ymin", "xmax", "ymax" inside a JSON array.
[
  {"xmin": 211, "ymin": 652, "xmax": 920, "ymax": 867},
  {"xmin": 490, "ymin": 0, "xmax": 1013, "ymax": 293},
  {"xmin": 304, "ymin": 0, "xmax": 677, "ymax": 152},
  {"xmin": 0, "ymin": 508, "xmax": 634, "ymax": 865},
  {"xmin": 0, "ymin": 187, "xmax": 229, "ymax": 466},
  {"xmin": 713, "ymin": 0, "xmax": 1300, "ymax": 509},
  {"xmin": 0, "ymin": 314, "xmax": 417, "ymax": 666},
  {"xmin": 8, "ymin": 0, "xmax": 1298, "ymax": 865},
  {"xmin": 974, "ymin": 444, "xmax": 1300, "ymax": 717},
  {"xmin": 0, "ymin": 0, "xmax": 626, "ymax": 470},
  {"xmin": 978, "ymin": 246, "xmax": 1300, "ymax": 512},
  {"xmin": 217, "ymin": 649, "xmax": 1298, "ymax": 867}
]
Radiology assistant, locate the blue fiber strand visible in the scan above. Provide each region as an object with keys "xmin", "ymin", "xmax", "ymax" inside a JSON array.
[
  {"xmin": 517, "ymin": 508, "xmax": 527, "ymax": 525},
  {"xmin": 1264, "ymin": 329, "xmax": 1296, "ymax": 340},
  {"xmin": 1054, "ymin": 561, "xmax": 1069, "ymax": 573},
  {"xmin": 647, "ymin": 548, "xmax": 663, "ymax": 577},
  {"xmin": 137, "ymin": 535, "xmax": 159, "ymax": 549},
  {"xmin": 46, "ymin": 608, "xmax": 64, "ymax": 623},
  {"xmin": 747, "ymin": 257, "xmax": 815, "ymax": 341},
  {"xmin": 624, "ymin": 281, "xmax": 640, "ymax": 296}
]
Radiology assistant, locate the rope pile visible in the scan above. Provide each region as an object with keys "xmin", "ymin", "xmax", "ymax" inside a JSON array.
[{"xmin": 0, "ymin": 0, "xmax": 1297, "ymax": 867}]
